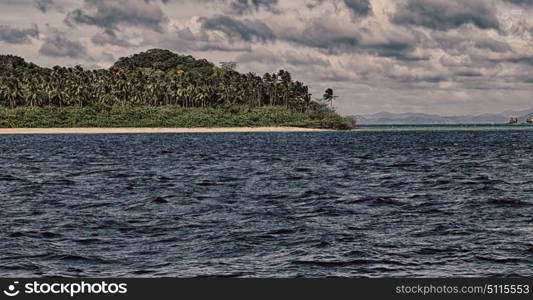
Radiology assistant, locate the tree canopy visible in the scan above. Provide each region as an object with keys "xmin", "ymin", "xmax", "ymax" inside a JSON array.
[{"xmin": 0, "ymin": 49, "xmax": 318, "ymax": 111}]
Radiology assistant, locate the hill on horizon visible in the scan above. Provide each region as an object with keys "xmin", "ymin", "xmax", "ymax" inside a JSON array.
[{"xmin": 350, "ymin": 108, "xmax": 533, "ymax": 125}]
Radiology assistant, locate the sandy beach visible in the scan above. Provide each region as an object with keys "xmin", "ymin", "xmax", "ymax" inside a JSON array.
[{"xmin": 0, "ymin": 127, "xmax": 333, "ymax": 135}]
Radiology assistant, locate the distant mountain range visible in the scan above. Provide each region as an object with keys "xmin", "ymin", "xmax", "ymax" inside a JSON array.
[{"xmin": 349, "ymin": 108, "xmax": 533, "ymax": 125}]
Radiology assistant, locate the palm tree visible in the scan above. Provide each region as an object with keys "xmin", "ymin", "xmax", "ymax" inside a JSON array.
[
  {"xmin": 0, "ymin": 50, "xmax": 324, "ymax": 114},
  {"xmin": 323, "ymin": 88, "xmax": 338, "ymax": 109}
]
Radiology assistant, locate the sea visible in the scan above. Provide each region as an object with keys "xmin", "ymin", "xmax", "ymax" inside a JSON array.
[{"xmin": 1, "ymin": 125, "xmax": 532, "ymax": 277}]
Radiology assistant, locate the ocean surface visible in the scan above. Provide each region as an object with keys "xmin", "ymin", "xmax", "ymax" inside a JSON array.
[{"xmin": 1, "ymin": 125, "xmax": 532, "ymax": 277}]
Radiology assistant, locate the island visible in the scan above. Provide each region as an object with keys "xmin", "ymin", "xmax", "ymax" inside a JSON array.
[{"xmin": 0, "ymin": 49, "xmax": 354, "ymax": 131}]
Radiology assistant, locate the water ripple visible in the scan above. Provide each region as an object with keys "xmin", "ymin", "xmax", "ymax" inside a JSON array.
[{"xmin": 1, "ymin": 129, "xmax": 532, "ymax": 277}]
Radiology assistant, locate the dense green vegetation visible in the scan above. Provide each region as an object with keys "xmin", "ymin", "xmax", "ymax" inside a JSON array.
[
  {"xmin": 0, "ymin": 49, "xmax": 354, "ymax": 129},
  {"xmin": 0, "ymin": 105, "xmax": 353, "ymax": 129}
]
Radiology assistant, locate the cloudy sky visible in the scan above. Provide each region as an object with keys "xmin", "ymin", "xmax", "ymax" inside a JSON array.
[{"xmin": 0, "ymin": 0, "xmax": 532, "ymax": 115}]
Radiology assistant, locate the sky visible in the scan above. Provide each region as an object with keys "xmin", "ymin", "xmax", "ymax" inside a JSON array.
[{"xmin": 0, "ymin": 0, "xmax": 532, "ymax": 116}]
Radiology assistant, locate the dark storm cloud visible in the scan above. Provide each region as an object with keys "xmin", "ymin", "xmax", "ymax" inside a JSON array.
[
  {"xmin": 39, "ymin": 31, "xmax": 88, "ymax": 58},
  {"xmin": 34, "ymin": 0, "xmax": 56, "ymax": 12},
  {"xmin": 516, "ymin": 75, "xmax": 533, "ymax": 83},
  {"xmin": 65, "ymin": 0, "xmax": 168, "ymax": 32},
  {"xmin": 200, "ymin": 16, "xmax": 275, "ymax": 42},
  {"xmin": 494, "ymin": 56, "xmax": 533, "ymax": 66},
  {"xmin": 388, "ymin": 74, "xmax": 448, "ymax": 83},
  {"xmin": 392, "ymin": 0, "xmax": 499, "ymax": 31},
  {"xmin": 455, "ymin": 71, "xmax": 483, "ymax": 77},
  {"xmin": 501, "ymin": 0, "xmax": 533, "ymax": 5},
  {"xmin": 473, "ymin": 39, "xmax": 512, "ymax": 53},
  {"xmin": 308, "ymin": 0, "xmax": 372, "ymax": 17},
  {"xmin": 91, "ymin": 29, "xmax": 131, "ymax": 47},
  {"xmin": 0, "ymin": 25, "xmax": 39, "ymax": 44},
  {"xmin": 157, "ymin": 0, "xmax": 279, "ymax": 14},
  {"xmin": 280, "ymin": 23, "xmax": 419, "ymax": 60},
  {"xmin": 280, "ymin": 21, "xmax": 360, "ymax": 54},
  {"xmin": 199, "ymin": 5, "xmax": 362, "ymax": 52},
  {"xmin": 228, "ymin": 0, "xmax": 279, "ymax": 14},
  {"xmin": 362, "ymin": 42, "xmax": 427, "ymax": 61},
  {"xmin": 343, "ymin": 0, "xmax": 372, "ymax": 17}
]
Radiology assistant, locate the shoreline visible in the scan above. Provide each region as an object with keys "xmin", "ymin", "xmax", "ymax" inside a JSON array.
[{"xmin": 0, "ymin": 127, "xmax": 334, "ymax": 135}]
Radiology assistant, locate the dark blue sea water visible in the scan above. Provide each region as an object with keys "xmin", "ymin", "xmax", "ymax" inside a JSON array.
[{"xmin": 1, "ymin": 126, "xmax": 532, "ymax": 277}]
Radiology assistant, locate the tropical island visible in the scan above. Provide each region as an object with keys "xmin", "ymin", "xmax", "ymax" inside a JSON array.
[{"xmin": 0, "ymin": 49, "xmax": 354, "ymax": 131}]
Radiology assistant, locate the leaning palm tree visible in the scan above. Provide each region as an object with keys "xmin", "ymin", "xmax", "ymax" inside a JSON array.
[{"xmin": 323, "ymin": 88, "xmax": 338, "ymax": 109}]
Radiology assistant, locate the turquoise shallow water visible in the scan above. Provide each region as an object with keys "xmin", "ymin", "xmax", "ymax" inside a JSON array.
[{"xmin": 356, "ymin": 125, "xmax": 533, "ymax": 132}]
